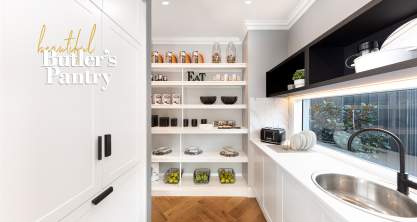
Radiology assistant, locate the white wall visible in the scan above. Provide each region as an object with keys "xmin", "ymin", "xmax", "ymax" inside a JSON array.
[
  {"xmin": 288, "ymin": 0, "xmax": 372, "ymax": 55},
  {"xmin": 245, "ymin": 30, "xmax": 289, "ymax": 98},
  {"xmin": 243, "ymin": 30, "xmax": 289, "ymax": 136}
]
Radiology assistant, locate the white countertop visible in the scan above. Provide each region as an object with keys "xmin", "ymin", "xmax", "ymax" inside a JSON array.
[{"xmin": 250, "ymin": 138, "xmax": 417, "ymax": 222}]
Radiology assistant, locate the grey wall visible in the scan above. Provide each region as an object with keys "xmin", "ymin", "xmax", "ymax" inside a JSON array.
[
  {"xmin": 245, "ymin": 30, "xmax": 288, "ymax": 98},
  {"xmin": 288, "ymin": 0, "xmax": 372, "ymax": 55}
]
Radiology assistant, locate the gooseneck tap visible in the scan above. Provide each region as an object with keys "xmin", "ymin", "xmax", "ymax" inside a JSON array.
[{"xmin": 347, "ymin": 128, "xmax": 417, "ymax": 195}]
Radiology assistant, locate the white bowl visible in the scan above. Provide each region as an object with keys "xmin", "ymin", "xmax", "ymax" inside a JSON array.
[
  {"xmin": 382, "ymin": 18, "xmax": 417, "ymax": 50},
  {"xmin": 353, "ymin": 47, "xmax": 417, "ymax": 73}
]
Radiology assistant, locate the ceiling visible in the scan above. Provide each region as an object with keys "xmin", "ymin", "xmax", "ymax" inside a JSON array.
[{"xmin": 152, "ymin": 0, "xmax": 315, "ymax": 41}]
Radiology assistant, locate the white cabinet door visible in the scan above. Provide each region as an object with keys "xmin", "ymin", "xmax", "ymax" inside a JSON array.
[
  {"xmin": 263, "ymin": 155, "xmax": 282, "ymax": 222},
  {"xmin": 275, "ymin": 166, "xmax": 284, "ymax": 222},
  {"xmin": 283, "ymin": 174, "xmax": 322, "ymax": 222},
  {"xmin": 64, "ymin": 164, "xmax": 147, "ymax": 222},
  {"xmin": 95, "ymin": 10, "xmax": 146, "ymax": 188},
  {"xmin": 253, "ymin": 147, "xmax": 264, "ymax": 206},
  {"xmin": 102, "ymin": 0, "xmax": 145, "ymax": 43},
  {"xmin": 0, "ymin": 1, "xmax": 102, "ymax": 221}
]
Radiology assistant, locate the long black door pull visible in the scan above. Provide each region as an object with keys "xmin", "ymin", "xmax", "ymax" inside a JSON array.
[
  {"xmin": 91, "ymin": 187, "xmax": 113, "ymax": 205},
  {"xmin": 104, "ymin": 134, "xmax": 112, "ymax": 157},
  {"xmin": 98, "ymin": 136, "xmax": 103, "ymax": 160}
]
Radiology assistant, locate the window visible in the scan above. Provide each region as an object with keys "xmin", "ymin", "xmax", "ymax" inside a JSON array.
[{"xmin": 303, "ymin": 88, "xmax": 417, "ymax": 176}]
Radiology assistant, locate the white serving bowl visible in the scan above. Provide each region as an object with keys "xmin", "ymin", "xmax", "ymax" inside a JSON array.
[{"xmin": 353, "ymin": 47, "xmax": 417, "ymax": 73}]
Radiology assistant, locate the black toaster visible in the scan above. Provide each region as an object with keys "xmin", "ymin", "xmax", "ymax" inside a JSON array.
[{"xmin": 260, "ymin": 127, "xmax": 286, "ymax": 145}]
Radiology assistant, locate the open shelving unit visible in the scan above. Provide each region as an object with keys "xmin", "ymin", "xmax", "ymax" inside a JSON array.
[
  {"xmin": 151, "ymin": 62, "xmax": 251, "ymax": 196},
  {"xmin": 267, "ymin": 0, "xmax": 417, "ymax": 97}
]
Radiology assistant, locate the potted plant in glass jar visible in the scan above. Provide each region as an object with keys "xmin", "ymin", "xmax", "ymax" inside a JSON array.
[{"xmin": 292, "ymin": 69, "xmax": 305, "ymax": 88}]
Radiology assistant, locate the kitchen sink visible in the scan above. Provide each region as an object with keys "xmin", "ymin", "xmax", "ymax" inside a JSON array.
[{"xmin": 312, "ymin": 173, "xmax": 417, "ymax": 220}]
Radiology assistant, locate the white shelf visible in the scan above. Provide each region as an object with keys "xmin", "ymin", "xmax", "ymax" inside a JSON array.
[
  {"xmin": 181, "ymin": 150, "xmax": 248, "ymax": 163},
  {"xmin": 151, "ymin": 104, "xmax": 247, "ymax": 110},
  {"xmin": 151, "ymin": 81, "xmax": 247, "ymax": 87},
  {"xmin": 151, "ymin": 127, "xmax": 249, "ymax": 134},
  {"xmin": 183, "ymin": 81, "xmax": 246, "ymax": 87},
  {"xmin": 151, "ymin": 63, "xmax": 247, "ymax": 70},
  {"xmin": 151, "ymin": 152, "xmax": 179, "ymax": 163},
  {"xmin": 151, "ymin": 150, "xmax": 248, "ymax": 163},
  {"xmin": 152, "ymin": 175, "xmax": 253, "ymax": 197}
]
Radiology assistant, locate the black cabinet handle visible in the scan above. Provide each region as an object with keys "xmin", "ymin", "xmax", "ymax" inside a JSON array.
[
  {"xmin": 104, "ymin": 134, "xmax": 112, "ymax": 157},
  {"xmin": 98, "ymin": 136, "xmax": 103, "ymax": 160},
  {"xmin": 91, "ymin": 187, "xmax": 113, "ymax": 205}
]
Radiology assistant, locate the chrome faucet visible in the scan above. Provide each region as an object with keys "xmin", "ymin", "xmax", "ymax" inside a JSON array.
[{"xmin": 347, "ymin": 128, "xmax": 417, "ymax": 195}]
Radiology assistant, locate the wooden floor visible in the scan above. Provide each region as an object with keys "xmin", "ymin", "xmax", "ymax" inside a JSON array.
[{"xmin": 152, "ymin": 197, "xmax": 266, "ymax": 222}]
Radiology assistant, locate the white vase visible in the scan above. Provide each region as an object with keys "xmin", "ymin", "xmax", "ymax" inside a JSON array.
[{"xmin": 294, "ymin": 79, "xmax": 305, "ymax": 88}]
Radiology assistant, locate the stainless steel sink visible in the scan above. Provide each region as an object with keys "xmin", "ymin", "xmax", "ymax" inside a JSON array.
[{"xmin": 312, "ymin": 173, "xmax": 417, "ymax": 220}]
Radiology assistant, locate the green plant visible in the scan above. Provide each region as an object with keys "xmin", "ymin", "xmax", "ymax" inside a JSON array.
[
  {"xmin": 343, "ymin": 103, "xmax": 378, "ymax": 130},
  {"xmin": 310, "ymin": 100, "xmax": 344, "ymax": 143},
  {"xmin": 292, "ymin": 69, "xmax": 305, "ymax": 80},
  {"xmin": 342, "ymin": 103, "xmax": 390, "ymax": 153}
]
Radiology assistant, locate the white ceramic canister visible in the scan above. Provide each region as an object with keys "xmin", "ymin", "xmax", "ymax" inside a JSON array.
[
  {"xmin": 162, "ymin": 94, "xmax": 172, "ymax": 104},
  {"xmin": 172, "ymin": 94, "xmax": 181, "ymax": 104},
  {"xmin": 153, "ymin": 94, "xmax": 162, "ymax": 104},
  {"xmin": 214, "ymin": 74, "xmax": 221, "ymax": 81}
]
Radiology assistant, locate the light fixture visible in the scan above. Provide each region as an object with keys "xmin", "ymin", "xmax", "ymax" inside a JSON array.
[
  {"xmin": 161, "ymin": 1, "xmax": 170, "ymax": 6},
  {"xmin": 244, "ymin": 0, "xmax": 252, "ymax": 5}
]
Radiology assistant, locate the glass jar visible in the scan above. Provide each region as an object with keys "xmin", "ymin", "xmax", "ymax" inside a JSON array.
[
  {"xmin": 211, "ymin": 42, "xmax": 221, "ymax": 63},
  {"xmin": 193, "ymin": 168, "xmax": 210, "ymax": 184},
  {"xmin": 164, "ymin": 168, "xmax": 182, "ymax": 184},
  {"xmin": 226, "ymin": 42, "xmax": 236, "ymax": 63},
  {"xmin": 218, "ymin": 168, "xmax": 236, "ymax": 184}
]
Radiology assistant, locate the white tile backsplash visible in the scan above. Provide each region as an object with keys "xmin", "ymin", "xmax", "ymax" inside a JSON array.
[{"xmin": 249, "ymin": 97, "xmax": 289, "ymax": 138}]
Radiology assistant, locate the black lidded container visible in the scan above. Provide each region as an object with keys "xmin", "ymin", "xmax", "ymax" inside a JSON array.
[
  {"xmin": 159, "ymin": 117, "xmax": 170, "ymax": 127},
  {"xmin": 191, "ymin": 119, "xmax": 198, "ymax": 127},
  {"xmin": 171, "ymin": 118, "xmax": 178, "ymax": 127},
  {"xmin": 183, "ymin": 119, "xmax": 189, "ymax": 127},
  {"xmin": 152, "ymin": 115, "xmax": 159, "ymax": 127}
]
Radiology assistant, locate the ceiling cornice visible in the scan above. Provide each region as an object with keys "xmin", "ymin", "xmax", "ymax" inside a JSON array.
[
  {"xmin": 287, "ymin": 0, "xmax": 316, "ymax": 28},
  {"xmin": 152, "ymin": 37, "xmax": 242, "ymax": 45},
  {"xmin": 244, "ymin": 0, "xmax": 316, "ymax": 31},
  {"xmin": 244, "ymin": 20, "xmax": 289, "ymax": 30}
]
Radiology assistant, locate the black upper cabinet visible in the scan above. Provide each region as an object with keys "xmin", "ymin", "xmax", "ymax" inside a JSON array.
[
  {"xmin": 267, "ymin": 0, "xmax": 417, "ymax": 97},
  {"xmin": 266, "ymin": 50, "xmax": 306, "ymax": 97}
]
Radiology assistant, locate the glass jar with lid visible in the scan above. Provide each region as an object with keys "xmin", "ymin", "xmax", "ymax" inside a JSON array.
[
  {"xmin": 226, "ymin": 42, "xmax": 236, "ymax": 63},
  {"xmin": 211, "ymin": 42, "xmax": 221, "ymax": 63}
]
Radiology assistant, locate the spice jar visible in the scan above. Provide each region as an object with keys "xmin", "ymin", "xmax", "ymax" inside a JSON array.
[
  {"xmin": 162, "ymin": 94, "xmax": 171, "ymax": 104},
  {"xmin": 172, "ymin": 94, "xmax": 181, "ymax": 105},
  {"xmin": 192, "ymin": 51, "xmax": 199, "ymax": 63}
]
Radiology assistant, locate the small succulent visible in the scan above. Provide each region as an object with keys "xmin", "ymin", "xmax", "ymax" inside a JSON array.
[{"xmin": 292, "ymin": 69, "xmax": 305, "ymax": 80}]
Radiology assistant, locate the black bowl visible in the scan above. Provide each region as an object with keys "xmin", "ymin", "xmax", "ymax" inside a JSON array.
[
  {"xmin": 221, "ymin": 96, "xmax": 238, "ymax": 105},
  {"xmin": 200, "ymin": 96, "xmax": 217, "ymax": 104}
]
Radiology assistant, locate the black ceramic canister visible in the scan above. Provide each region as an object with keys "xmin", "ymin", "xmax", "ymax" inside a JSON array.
[
  {"xmin": 183, "ymin": 119, "xmax": 189, "ymax": 127},
  {"xmin": 159, "ymin": 117, "xmax": 170, "ymax": 127},
  {"xmin": 191, "ymin": 119, "xmax": 198, "ymax": 127},
  {"xmin": 171, "ymin": 118, "xmax": 178, "ymax": 127},
  {"xmin": 152, "ymin": 115, "xmax": 159, "ymax": 127},
  {"xmin": 201, "ymin": 119, "xmax": 207, "ymax": 124}
]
